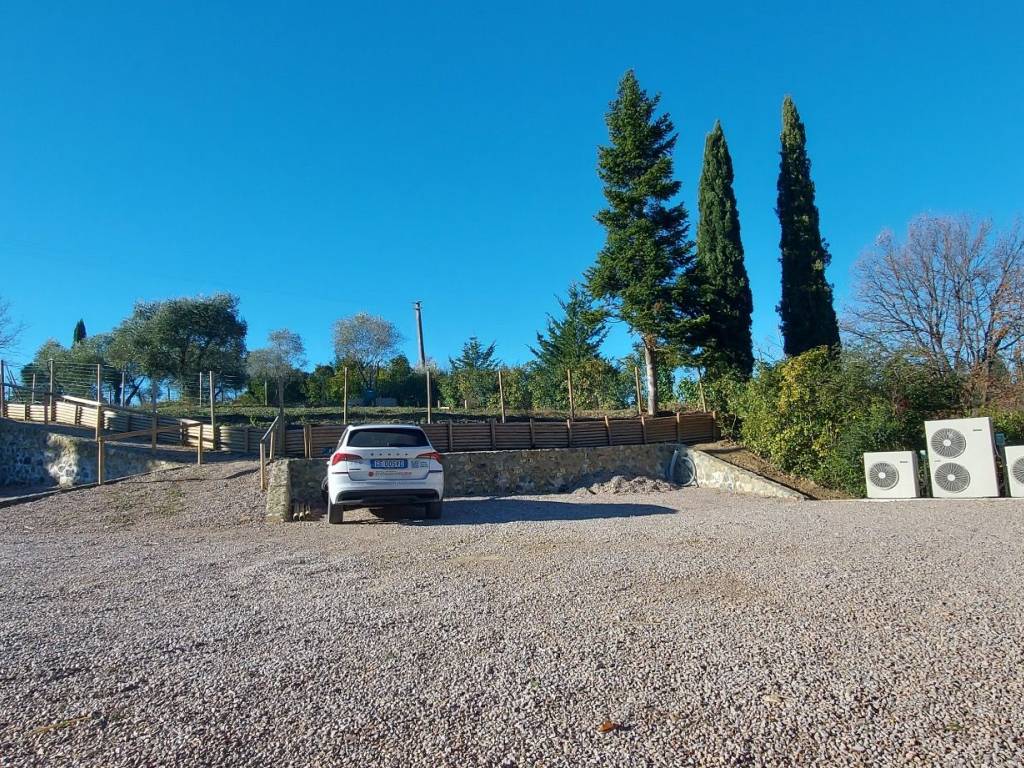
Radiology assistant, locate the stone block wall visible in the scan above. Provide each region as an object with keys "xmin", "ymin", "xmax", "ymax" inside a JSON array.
[
  {"xmin": 684, "ymin": 448, "xmax": 805, "ymax": 501},
  {"xmin": 0, "ymin": 420, "xmax": 174, "ymax": 487},
  {"xmin": 263, "ymin": 442, "xmax": 806, "ymax": 520}
]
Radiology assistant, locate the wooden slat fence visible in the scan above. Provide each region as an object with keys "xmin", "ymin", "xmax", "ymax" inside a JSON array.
[
  {"xmin": 4, "ymin": 395, "xmax": 717, "ymax": 459},
  {"xmin": 294, "ymin": 412, "xmax": 717, "ymax": 458}
]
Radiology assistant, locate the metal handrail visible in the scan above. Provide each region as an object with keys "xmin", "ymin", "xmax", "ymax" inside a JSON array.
[{"xmin": 258, "ymin": 413, "xmax": 282, "ymax": 491}]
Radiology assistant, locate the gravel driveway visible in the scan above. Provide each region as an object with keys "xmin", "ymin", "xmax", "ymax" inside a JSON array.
[{"xmin": 1, "ymin": 460, "xmax": 1022, "ymax": 766}]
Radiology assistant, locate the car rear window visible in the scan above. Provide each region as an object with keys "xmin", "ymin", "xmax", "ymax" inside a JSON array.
[{"xmin": 345, "ymin": 428, "xmax": 429, "ymax": 448}]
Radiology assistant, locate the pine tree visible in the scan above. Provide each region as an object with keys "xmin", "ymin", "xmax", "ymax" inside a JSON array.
[
  {"xmin": 776, "ymin": 96, "xmax": 840, "ymax": 356},
  {"xmin": 72, "ymin": 319, "xmax": 87, "ymax": 345},
  {"xmin": 530, "ymin": 284, "xmax": 608, "ymax": 369},
  {"xmin": 448, "ymin": 337, "xmax": 499, "ymax": 407},
  {"xmin": 587, "ymin": 70, "xmax": 701, "ymax": 415},
  {"xmin": 529, "ymin": 284, "xmax": 616, "ymax": 409},
  {"xmin": 695, "ymin": 121, "xmax": 754, "ymax": 379}
]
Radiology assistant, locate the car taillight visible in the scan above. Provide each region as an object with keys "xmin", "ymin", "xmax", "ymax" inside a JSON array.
[
  {"xmin": 331, "ymin": 452, "xmax": 361, "ymax": 465},
  {"xmin": 417, "ymin": 451, "xmax": 443, "ymax": 462}
]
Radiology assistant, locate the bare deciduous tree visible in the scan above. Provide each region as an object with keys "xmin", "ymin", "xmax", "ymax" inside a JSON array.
[
  {"xmin": 331, "ymin": 313, "xmax": 402, "ymax": 393},
  {"xmin": 0, "ymin": 296, "xmax": 23, "ymax": 355},
  {"xmin": 845, "ymin": 214, "xmax": 1024, "ymax": 406}
]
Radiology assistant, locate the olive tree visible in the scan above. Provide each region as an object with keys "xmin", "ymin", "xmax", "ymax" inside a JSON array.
[
  {"xmin": 331, "ymin": 313, "xmax": 402, "ymax": 393},
  {"xmin": 246, "ymin": 329, "xmax": 307, "ymax": 409}
]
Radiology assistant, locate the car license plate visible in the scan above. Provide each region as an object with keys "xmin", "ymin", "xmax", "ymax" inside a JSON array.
[{"xmin": 371, "ymin": 459, "xmax": 408, "ymax": 469}]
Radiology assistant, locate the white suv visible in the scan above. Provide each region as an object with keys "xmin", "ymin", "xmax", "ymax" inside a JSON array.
[{"xmin": 324, "ymin": 424, "xmax": 445, "ymax": 524}]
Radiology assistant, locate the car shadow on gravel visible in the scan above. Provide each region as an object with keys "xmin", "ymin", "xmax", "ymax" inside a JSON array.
[{"xmin": 348, "ymin": 498, "xmax": 677, "ymax": 526}]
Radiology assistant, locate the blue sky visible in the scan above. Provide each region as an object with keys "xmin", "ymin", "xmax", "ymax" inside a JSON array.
[{"xmin": 1, "ymin": 1, "xmax": 1021, "ymax": 371}]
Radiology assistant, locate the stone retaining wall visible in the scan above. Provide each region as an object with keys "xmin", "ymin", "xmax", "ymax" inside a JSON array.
[
  {"xmin": 684, "ymin": 448, "xmax": 806, "ymax": 501},
  {"xmin": 0, "ymin": 420, "xmax": 175, "ymax": 487},
  {"xmin": 265, "ymin": 442, "xmax": 804, "ymax": 521}
]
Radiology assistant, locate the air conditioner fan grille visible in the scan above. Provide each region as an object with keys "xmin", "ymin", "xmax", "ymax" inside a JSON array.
[
  {"xmin": 1012, "ymin": 457, "xmax": 1024, "ymax": 486},
  {"xmin": 930, "ymin": 428, "xmax": 967, "ymax": 458},
  {"xmin": 935, "ymin": 462, "xmax": 971, "ymax": 493},
  {"xmin": 868, "ymin": 462, "xmax": 899, "ymax": 490}
]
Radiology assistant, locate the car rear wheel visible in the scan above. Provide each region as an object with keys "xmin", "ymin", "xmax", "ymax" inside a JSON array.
[
  {"xmin": 425, "ymin": 500, "xmax": 443, "ymax": 520},
  {"xmin": 328, "ymin": 498, "xmax": 344, "ymax": 525}
]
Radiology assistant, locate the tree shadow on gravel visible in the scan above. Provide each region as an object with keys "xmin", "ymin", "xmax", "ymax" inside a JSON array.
[{"xmin": 339, "ymin": 498, "xmax": 677, "ymax": 526}]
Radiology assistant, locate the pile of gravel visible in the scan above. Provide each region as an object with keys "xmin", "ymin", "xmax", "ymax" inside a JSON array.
[
  {"xmin": 569, "ymin": 472, "xmax": 679, "ymax": 496},
  {"xmin": 1, "ymin": 462, "xmax": 1023, "ymax": 766}
]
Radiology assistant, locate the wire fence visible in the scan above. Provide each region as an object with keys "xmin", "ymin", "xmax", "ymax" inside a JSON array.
[
  {"xmin": 1, "ymin": 355, "xmax": 703, "ymax": 429},
  {"xmin": 1, "ymin": 358, "xmax": 250, "ymax": 408}
]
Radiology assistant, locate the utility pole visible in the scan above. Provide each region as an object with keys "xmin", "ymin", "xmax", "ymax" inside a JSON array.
[{"xmin": 413, "ymin": 301, "xmax": 426, "ymax": 369}]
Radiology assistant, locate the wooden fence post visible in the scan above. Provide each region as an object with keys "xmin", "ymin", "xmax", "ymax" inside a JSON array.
[
  {"xmin": 426, "ymin": 367, "xmax": 433, "ymax": 424},
  {"xmin": 447, "ymin": 420, "xmax": 454, "ymax": 452},
  {"xmin": 48, "ymin": 359, "xmax": 55, "ymax": 423},
  {"xmin": 150, "ymin": 378, "xmax": 158, "ymax": 451},
  {"xmin": 209, "ymin": 371, "xmax": 218, "ymax": 450},
  {"xmin": 529, "ymin": 418, "xmax": 536, "ymax": 449},
  {"xmin": 31, "ymin": 373, "xmax": 37, "ymax": 419},
  {"xmin": 490, "ymin": 420, "xmax": 496, "ymax": 449},
  {"xmin": 304, "ymin": 423, "xmax": 312, "ymax": 458},
  {"xmin": 566, "ymin": 418, "xmax": 573, "ymax": 448},
  {"xmin": 604, "ymin": 415, "xmax": 612, "ymax": 446},
  {"xmin": 497, "ymin": 370, "xmax": 506, "ymax": 424},
  {"xmin": 198, "ymin": 371, "xmax": 203, "ymax": 407},
  {"xmin": 95, "ymin": 364, "xmax": 103, "ymax": 440},
  {"xmin": 259, "ymin": 443, "xmax": 266, "ymax": 490},
  {"xmin": 640, "ymin": 415, "xmax": 647, "ymax": 444},
  {"xmin": 197, "ymin": 423, "xmax": 204, "ymax": 465},
  {"xmin": 342, "ymin": 367, "xmax": 349, "ymax": 424},
  {"xmin": 634, "ymin": 366, "xmax": 643, "ymax": 416},
  {"xmin": 566, "ymin": 368, "xmax": 575, "ymax": 421},
  {"xmin": 676, "ymin": 411, "xmax": 682, "ymax": 443}
]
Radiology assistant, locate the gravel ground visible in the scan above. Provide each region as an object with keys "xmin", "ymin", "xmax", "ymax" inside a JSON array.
[{"xmin": 1, "ymin": 460, "xmax": 1023, "ymax": 766}]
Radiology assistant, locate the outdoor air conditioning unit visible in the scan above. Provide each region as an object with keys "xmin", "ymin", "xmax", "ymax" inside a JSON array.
[
  {"xmin": 1004, "ymin": 445, "xmax": 1024, "ymax": 498},
  {"xmin": 863, "ymin": 451, "xmax": 921, "ymax": 499},
  {"xmin": 924, "ymin": 417, "xmax": 1000, "ymax": 498}
]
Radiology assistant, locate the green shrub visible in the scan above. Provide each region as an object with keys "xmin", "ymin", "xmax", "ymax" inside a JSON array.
[{"xmin": 724, "ymin": 347, "xmax": 970, "ymax": 496}]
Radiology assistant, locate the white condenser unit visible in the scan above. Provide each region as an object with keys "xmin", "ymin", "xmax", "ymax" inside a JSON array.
[
  {"xmin": 1004, "ymin": 445, "xmax": 1024, "ymax": 498},
  {"xmin": 863, "ymin": 451, "xmax": 921, "ymax": 498},
  {"xmin": 924, "ymin": 417, "xmax": 999, "ymax": 498}
]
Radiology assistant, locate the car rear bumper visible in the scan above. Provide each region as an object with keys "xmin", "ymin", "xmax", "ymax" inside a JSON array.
[{"xmin": 334, "ymin": 488, "xmax": 441, "ymax": 506}]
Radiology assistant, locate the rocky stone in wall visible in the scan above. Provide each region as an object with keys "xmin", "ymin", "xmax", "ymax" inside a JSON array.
[{"xmin": 0, "ymin": 420, "xmax": 175, "ymax": 487}]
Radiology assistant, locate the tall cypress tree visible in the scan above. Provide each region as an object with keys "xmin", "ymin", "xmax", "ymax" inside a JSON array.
[
  {"xmin": 587, "ymin": 70, "xmax": 701, "ymax": 414},
  {"xmin": 776, "ymin": 96, "xmax": 840, "ymax": 356},
  {"xmin": 72, "ymin": 319, "xmax": 87, "ymax": 345},
  {"xmin": 695, "ymin": 121, "xmax": 753, "ymax": 379}
]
